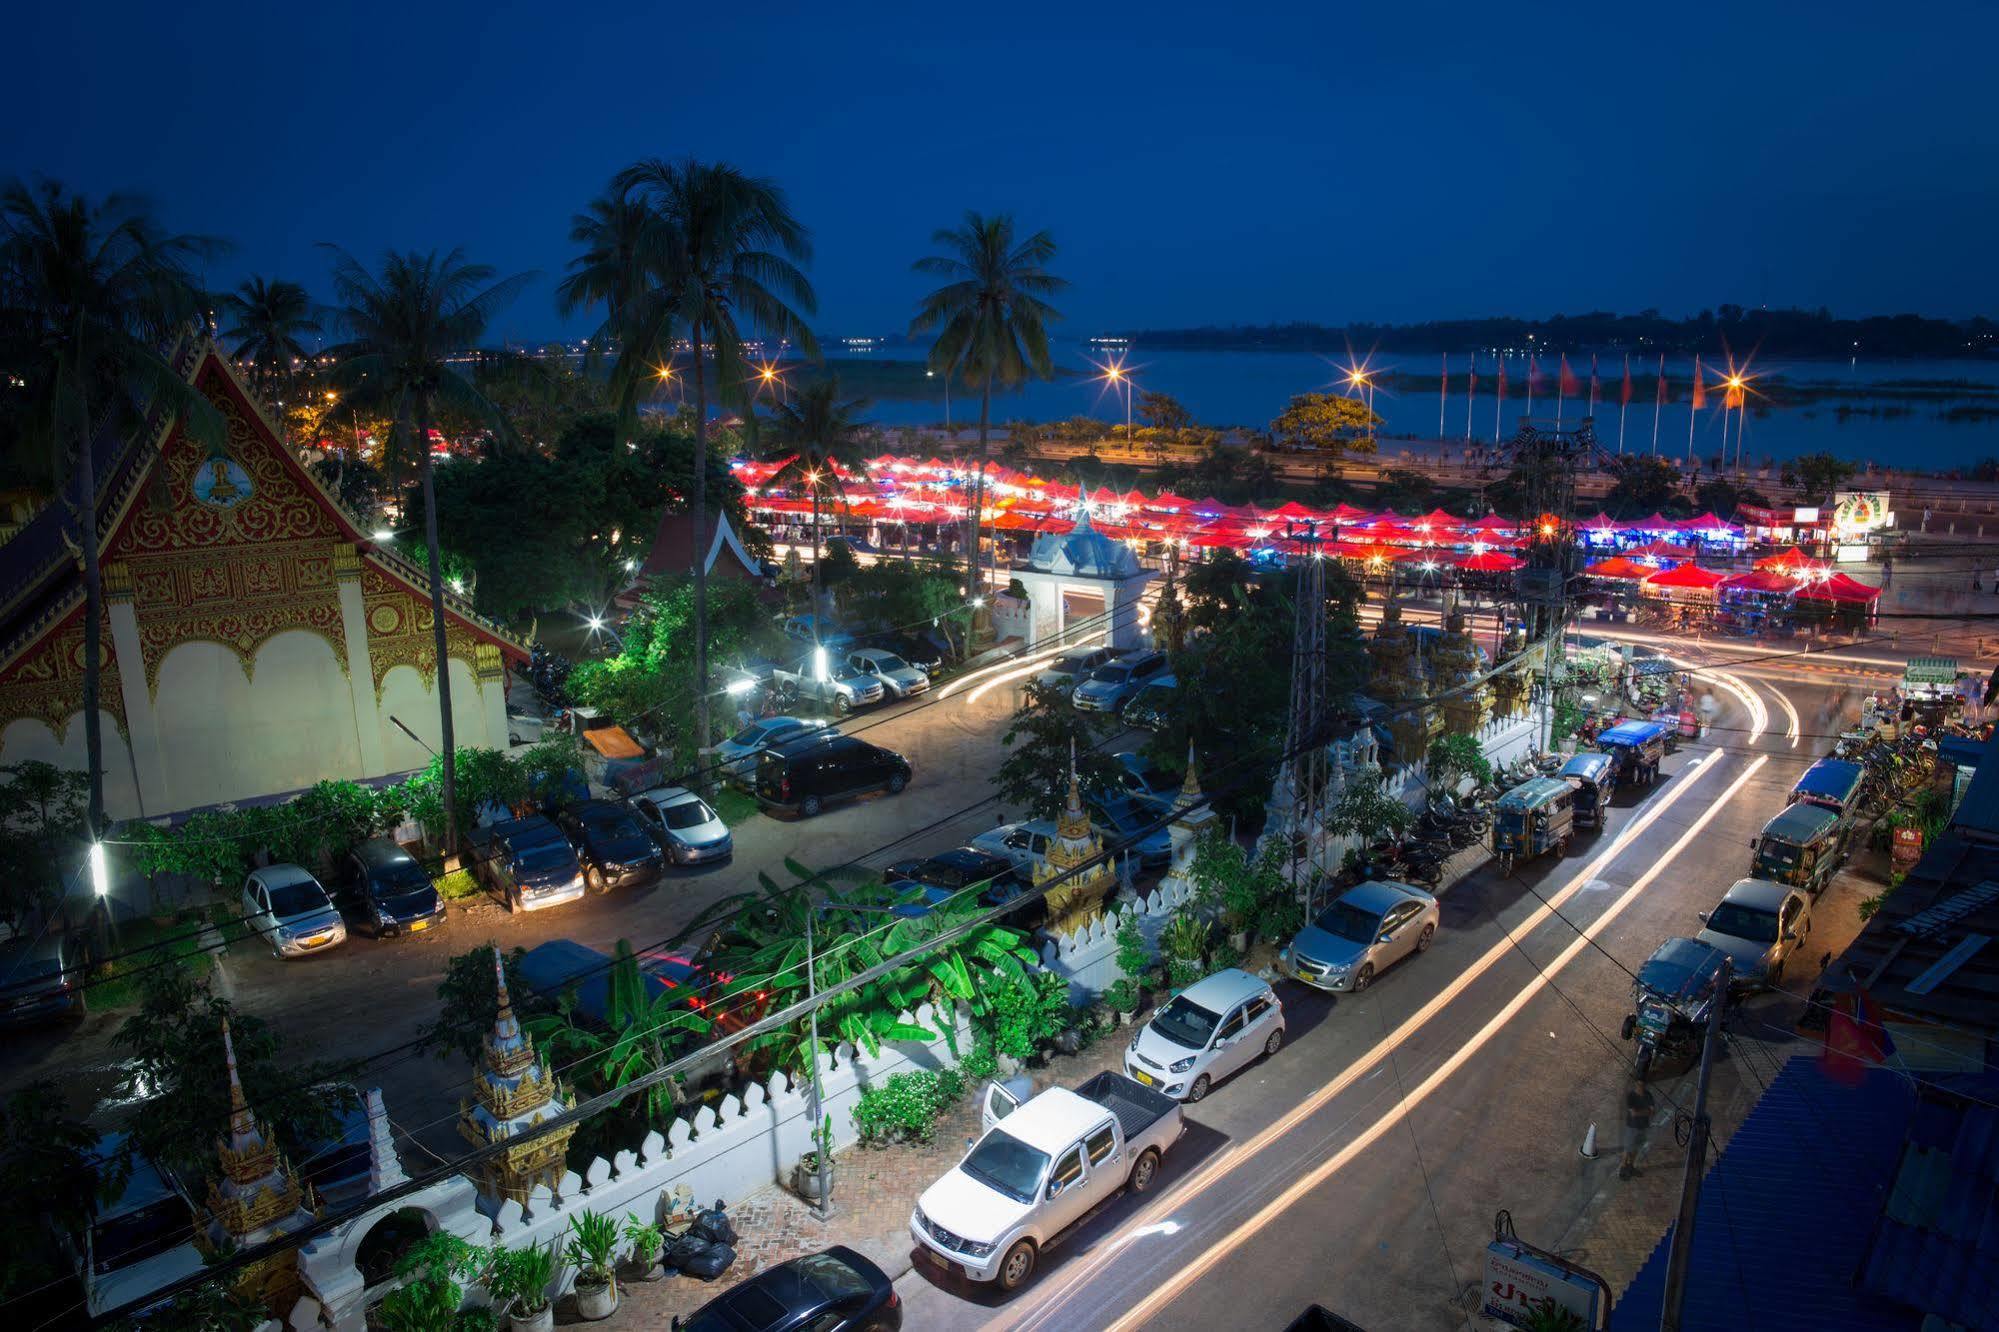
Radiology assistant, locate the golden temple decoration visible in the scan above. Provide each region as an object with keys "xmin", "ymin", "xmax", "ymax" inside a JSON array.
[{"xmin": 459, "ymin": 951, "xmax": 576, "ymax": 1203}]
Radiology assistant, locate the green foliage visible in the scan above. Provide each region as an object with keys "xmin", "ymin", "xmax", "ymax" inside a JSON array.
[
  {"xmin": 379, "ymin": 1230, "xmax": 482, "ymax": 1332},
  {"xmin": 420, "ymin": 944, "xmax": 531, "ymax": 1064},
  {"xmin": 1269, "ymin": 392, "xmax": 1378, "ymax": 455},
  {"xmin": 110, "ymin": 1281, "xmax": 266, "ymax": 1332},
  {"xmin": 565, "ymin": 1208, "xmax": 620, "ymax": 1284},
  {"xmin": 1159, "ymin": 912, "xmax": 1212, "ymax": 968},
  {"xmin": 1426, "ymin": 731, "xmax": 1493, "ymax": 791},
  {"xmin": 481, "ymin": 1239, "xmax": 556, "ymax": 1316},
  {"xmin": 1189, "ymin": 832, "xmax": 1289, "ymax": 935},
  {"xmin": 1166, "ymin": 956, "xmax": 1207, "ymax": 988},
  {"xmin": 526, "ymin": 938, "xmax": 708, "ymax": 1134},
  {"xmin": 1327, "ymin": 767, "xmax": 1414, "ymax": 844},
  {"xmin": 980, "ymin": 970, "xmax": 1073, "ymax": 1062},
  {"xmin": 836, "ymin": 556, "xmax": 972, "ymax": 657},
  {"xmin": 1114, "ymin": 913, "xmax": 1154, "ymax": 985},
  {"xmin": 1154, "ymin": 445, "xmax": 1278, "ymax": 506},
  {"xmin": 1782, "ymin": 451, "xmax": 1859, "ymax": 503},
  {"xmin": 436, "ymin": 868, "xmax": 481, "ymax": 900},
  {"xmin": 112, "ymin": 961, "xmax": 356, "ymax": 1184},
  {"xmin": 0, "ymin": 760, "xmax": 89, "ymax": 930},
  {"xmin": 1136, "ymin": 389, "xmax": 1193, "ymax": 433},
  {"xmin": 1104, "ymin": 978, "xmax": 1141, "ymax": 1013},
  {"xmin": 1602, "ymin": 455, "xmax": 1686, "ymax": 518},
  {"xmin": 959, "ymin": 1034, "xmax": 1000, "ymax": 1082},
  {"xmin": 1550, "ymin": 696, "xmax": 1586, "ymax": 743},
  {"xmin": 853, "ymin": 1068, "xmax": 967, "ymax": 1146},
  {"xmin": 0, "ymin": 1081, "xmax": 115, "ymax": 1300},
  {"xmin": 995, "ymin": 680, "xmax": 1122, "ymax": 819},
  {"xmin": 1519, "ymin": 1297, "xmax": 1588, "ymax": 1332},
  {"xmin": 621, "ymin": 1215, "xmax": 665, "ymax": 1266}
]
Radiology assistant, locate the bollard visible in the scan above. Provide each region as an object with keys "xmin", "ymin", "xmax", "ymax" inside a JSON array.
[{"xmin": 1580, "ymin": 1122, "xmax": 1600, "ymax": 1159}]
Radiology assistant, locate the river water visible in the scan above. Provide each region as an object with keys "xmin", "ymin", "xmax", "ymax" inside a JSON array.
[{"xmin": 818, "ymin": 340, "xmax": 1999, "ymax": 470}]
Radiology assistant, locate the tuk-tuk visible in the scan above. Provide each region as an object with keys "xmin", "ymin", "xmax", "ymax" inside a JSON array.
[
  {"xmin": 1491, "ymin": 776, "xmax": 1576, "ymax": 875},
  {"xmin": 1752, "ymin": 802, "xmax": 1846, "ymax": 896},
  {"xmin": 1620, "ymin": 937, "xmax": 1728, "ymax": 1080},
  {"xmin": 1790, "ymin": 757, "xmax": 1867, "ymax": 821},
  {"xmin": 1558, "ymin": 751, "xmax": 1616, "ymax": 829},
  {"xmin": 1598, "ymin": 719, "xmax": 1669, "ymax": 787}
]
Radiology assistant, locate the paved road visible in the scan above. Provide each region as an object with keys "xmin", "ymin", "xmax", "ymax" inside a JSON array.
[{"xmin": 894, "ymin": 676, "xmax": 1863, "ymax": 1330}]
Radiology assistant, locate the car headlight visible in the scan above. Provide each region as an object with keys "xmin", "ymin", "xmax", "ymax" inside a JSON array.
[
  {"xmin": 375, "ymin": 905, "xmax": 396, "ymax": 926},
  {"xmin": 1169, "ymin": 1056, "xmax": 1198, "ymax": 1073},
  {"xmin": 960, "ymin": 1238, "xmax": 998, "ymax": 1258},
  {"xmin": 1128, "ymin": 1033, "xmax": 1142, "ymax": 1052},
  {"xmin": 1325, "ymin": 961, "xmax": 1350, "ymax": 974}
]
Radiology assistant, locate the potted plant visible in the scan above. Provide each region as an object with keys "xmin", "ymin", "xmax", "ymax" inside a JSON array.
[
  {"xmin": 564, "ymin": 1209, "xmax": 620, "ymax": 1321},
  {"xmin": 1113, "ymin": 913, "xmax": 1156, "ymax": 1007},
  {"xmin": 1104, "ymin": 978, "xmax": 1141, "ymax": 1026},
  {"xmin": 378, "ymin": 1231, "xmax": 480, "ymax": 1332},
  {"xmin": 620, "ymin": 1214, "xmax": 666, "ymax": 1283},
  {"xmin": 484, "ymin": 1240, "xmax": 556, "ymax": 1332},
  {"xmin": 792, "ymin": 1114, "xmax": 836, "ymax": 1205}
]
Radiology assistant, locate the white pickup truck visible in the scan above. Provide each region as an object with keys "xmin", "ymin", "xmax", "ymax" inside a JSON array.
[{"xmin": 910, "ymin": 1071, "xmax": 1185, "ymax": 1291}]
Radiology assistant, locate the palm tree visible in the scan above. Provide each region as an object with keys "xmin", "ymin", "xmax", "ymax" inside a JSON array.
[
  {"xmin": 215, "ymin": 276, "xmax": 319, "ymax": 423},
  {"xmin": 0, "ymin": 180, "xmax": 223, "ymax": 834},
  {"xmin": 555, "ymin": 190, "xmax": 668, "ymax": 439},
  {"xmin": 318, "ymin": 246, "xmax": 533, "ymax": 856},
  {"xmin": 607, "ymin": 159, "xmax": 819, "ymax": 770},
  {"xmin": 910, "ymin": 214, "xmax": 1065, "ymax": 610},
  {"xmin": 765, "ymin": 378, "xmax": 869, "ymax": 628}
]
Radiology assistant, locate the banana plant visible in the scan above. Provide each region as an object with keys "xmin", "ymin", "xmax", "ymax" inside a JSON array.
[{"xmin": 524, "ymin": 940, "xmax": 712, "ymax": 1125}]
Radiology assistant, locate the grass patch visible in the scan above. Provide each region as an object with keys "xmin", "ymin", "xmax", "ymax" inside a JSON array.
[
  {"xmin": 437, "ymin": 868, "xmax": 483, "ymax": 901},
  {"xmin": 711, "ymin": 786, "xmax": 761, "ymax": 828},
  {"xmin": 91, "ymin": 911, "xmax": 229, "ymax": 1008}
]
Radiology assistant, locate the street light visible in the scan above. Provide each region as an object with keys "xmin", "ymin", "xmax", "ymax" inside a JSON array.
[
  {"xmin": 1095, "ymin": 357, "xmax": 1135, "ymax": 450},
  {"xmin": 927, "ymin": 369, "xmax": 951, "ymax": 434}
]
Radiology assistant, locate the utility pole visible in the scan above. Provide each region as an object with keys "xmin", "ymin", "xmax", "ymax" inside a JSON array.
[
  {"xmin": 1660, "ymin": 956, "xmax": 1731, "ymax": 1332},
  {"xmin": 1279, "ymin": 520, "xmax": 1330, "ymax": 917}
]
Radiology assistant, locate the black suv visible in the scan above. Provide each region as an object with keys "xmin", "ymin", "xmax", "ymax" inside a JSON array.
[
  {"xmin": 755, "ymin": 734, "xmax": 911, "ymax": 818},
  {"xmin": 336, "ymin": 838, "xmax": 445, "ymax": 938},
  {"xmin": 554, "ymin": 798, "xmax": 665, "ymax": 892}
]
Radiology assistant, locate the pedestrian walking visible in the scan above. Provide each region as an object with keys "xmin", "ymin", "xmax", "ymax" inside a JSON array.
[
  {"xmin": 1976, "ymin": 570, "xmax": 1985, "ymax": 593},
  {"xmin": 1881, "ymin": 555, "xmax": 1893, "ymax": 587},
  {"xmin": 1923, "ymin": 506, "xmax": 1932, "ymax": 531}
]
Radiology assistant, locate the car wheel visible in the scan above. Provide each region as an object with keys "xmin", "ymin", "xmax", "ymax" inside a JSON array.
[
  {"xmin": 997, "ymin": 1239, "xmax": 1037, "ymax": 1291},
  {"xmin": 835, "ymin": 695, "xmax": 852, "ymax": 716},
  {"xmin": 1263, "ymin": 1027, "xmax": 1284, "ymax": 1058},
  {"xmin": 1415, "ymin": 923, "xmax": 1436, "ymax": 953},
  {"xmin": 1351, "ymin": 964, "xmax": 1375, "ymax": 993},
  {"xmin": 1186, "ymin": 1073, "xmax": 1212, "ymax": 1103},
  {"xmin": 586, "ymin": 865, "xmax": 605, "ymax": 894},
  {"xmin": 1127, "ymin": 1148, "xmax": 1161, "ymax": 1195},
  {"xmin": 800, "ymin": 794, "xmax": 824, "ymax": 818},
  {"xmin": 887, "ymin": 772, "xmax": 907, "ymax": 794}
]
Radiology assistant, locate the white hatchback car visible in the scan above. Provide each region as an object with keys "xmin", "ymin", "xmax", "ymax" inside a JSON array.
[
  {"xmin": 243, "ymin": 864, "xmax": 347, "ymax": 959},
  {"xmin": 1123, "ymin": 968, "xmax": 1284, "ymax": 1102}
]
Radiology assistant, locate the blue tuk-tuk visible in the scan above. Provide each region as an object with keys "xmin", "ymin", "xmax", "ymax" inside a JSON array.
[
  {"xmin": 1491, "ymin": 776, "xmax": 1576, "ymax": 875},
  {"xmin": 1598, "ymin": 719, "xmax": 1669, "ymax": 787},
  {"xmin": 1558, "ymin": 751, "xmax": 1616, "ymax": 829},
  {"xmin": 1752, "ymin": 802, "xmax": 1846, "ymax": 896},
  {"xmin": 1790, "ymin": 758, "xmax": 1868, "ymax": 821}
]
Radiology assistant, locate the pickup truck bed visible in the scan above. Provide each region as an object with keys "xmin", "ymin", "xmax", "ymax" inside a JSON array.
[{"xmin": 1074, "ymin": 1070, "xmax": 1177, "ymax": 1145}]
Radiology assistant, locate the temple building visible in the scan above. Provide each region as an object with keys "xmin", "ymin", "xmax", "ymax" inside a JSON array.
[
  {"xmin": 0, "ymin": 333, "xmax": 526, "ymax": 820},
  {"xmin": 1035, "ymin": 752, "xmax": 1117, "ymax": 937},
  {"xmin": 1367, "ymin": 595, "xmax": 1440, "ymax": 765},
  {"xmin": 458, "ymin": 950, "xmax": 576, "ymax": 1204},
  {"xmin": 994, "ymin": 508, "xmax": 1155, "ymax": 650},
  {"xmin": 200, "ymin": 1019, "xmax": 320, "ymax": 1315},
  {"xmin": 1432, "ymin": 600, "xmax": 1493, "ymax": 735},
  {"xmin": 1158, "ymin": 744, "xmax": 1218, "ymax": 897}
]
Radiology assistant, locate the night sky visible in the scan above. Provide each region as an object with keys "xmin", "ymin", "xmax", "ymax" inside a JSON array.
[{"xmin": 7, "ymin": 1, "xmax": 1995, "ymax": 339}]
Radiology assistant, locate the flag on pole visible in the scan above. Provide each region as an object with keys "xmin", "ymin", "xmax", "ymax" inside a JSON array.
[
  {"xmin": 1724, "ymin": 378, "xmax": 1745, "ymax": 410},
  {"xmin": 1656, "ymin": 353, "xmax": 1668, "ymax": 404},
  {"xmin": 1464, "ymin": 354, "xmax": 1477, "ymax": 438},
  {"xmin": 1439, "ymin": 352, "xmax": 1449, "ymax": 437},
  {"xmin": 1620, "ymin": 354, "xmax": 1633, "ymax": 405},
  {"xmin": 1497, "ymin": 357, "xmax": 1508, "ymax": 403},
  {"xmin": 1588, "ymin": 354, "xmax": 1600, "ymax": 410},
  {"xmin": 1528, "ymin": 355, "xmax": 1545, "ymax": 395},
  {"xmin": 1691, "ymin": 356, "xmax": 1707, "ymax": 409},
  {"xmin": 1559, "ymin": 354, "xmax": 1580, "ymax": 397}
]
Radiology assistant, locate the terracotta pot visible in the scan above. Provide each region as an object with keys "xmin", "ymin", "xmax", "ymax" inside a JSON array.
[
  {"xmin": 573, "ymin": 1276, "xmax": 618, "ymax": 1321},
  {"xmin": 509, "ymin": 1302, "xmax": 555, "ymax": 1332}
]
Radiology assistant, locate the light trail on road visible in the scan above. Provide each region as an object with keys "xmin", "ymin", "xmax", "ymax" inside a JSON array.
[
  {"xmin": 997, "ymin": 747, "xmax": 1736, "ymax": 1332},
  {"xmin": 1696, "ymin": 667, "xmax": 1769, "ymax": 743},
  {"xmin": 1094, "ymin": 755, "xmax": 1772, "ymax": 1332},
  {"xmin": 935, "ymin": 634, "xmax": 1106, "ymax": 703},
  {"xmin": 1763, "ymin": 680, "xmax": 1802, "ymax": 748}
]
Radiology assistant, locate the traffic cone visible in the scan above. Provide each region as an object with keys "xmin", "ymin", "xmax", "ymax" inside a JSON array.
[{"xmin": 1580, "ymin": 1122, "xmax": 1600, "ymax": 1159}]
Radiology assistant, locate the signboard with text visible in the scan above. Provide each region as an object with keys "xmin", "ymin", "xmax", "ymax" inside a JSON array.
[
  {"xmin": 1830, "ymin": 491, "xmax": 1893, "ymax": 540},
  {"xmin": 1483, "ymin": 1241, "xmax": 1604, "ymax": 1329}
]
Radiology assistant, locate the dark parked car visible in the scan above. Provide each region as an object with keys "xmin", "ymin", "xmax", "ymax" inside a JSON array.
[
  {"xmin": 673, "ymin": 1245, "xmax": 901, "ymax": 1332},
  {"xmin": 0, "ymin": 934, "xmax": 84, "ymax": 1024},
  {"xmin": 755, "ymin": 734, "xmax": 911, "ymax": 818},
  {"xmin": 865, "ymin": 630, "xmax": 950, "ymax": 674},
  {"xmin": 554, "ymin": 798, "xmax": 665, "ymax": 892},
  {"xmin": 885, "ymin": 847, "xmax": 1024, "ymax": 909},
  {"xmin": 335, "ymin": 838, "xmax": 445, "ymax": 938},
  {"xmin": 466, "ymin": 816, "xmax": 585, "ymax": 913}
]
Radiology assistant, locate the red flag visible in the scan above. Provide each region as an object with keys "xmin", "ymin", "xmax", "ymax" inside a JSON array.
[
  {"xmin": 1822, "ymin": 988, "xmax": 1896, "ymax": 1086},
  {"xmin": 1439, "ymin": 351, "xmax": 1449, "ymax": 395},
  {"xmin": 1588, "ymin": 354, "xmax": 1601, "ymax": 404},
  {"xmin": 1497, "ymin": 357, "xmax": 1508, "ymax": 401},
  {"xmin": 1620, "ymin": 354, "xmax": 1633, "ymax": 406},
  {"xmin": 1724, "ymin": 378, "xmax": 1746, "ymax": 410},
  {"xmin": 1559, "ymin": 354, "xmax": 1580, "ymax": 397},
  {"xmin": 1528, "ymin": 355, "xmax": 1546, "ymax": 394},
  {"xmin": 1467, "ymin": 357, "xmax": 1479, "ymax": 394},
  {"xmin": 1691, "ymin": 356, "xmax": 1707, "ymax": 409}
]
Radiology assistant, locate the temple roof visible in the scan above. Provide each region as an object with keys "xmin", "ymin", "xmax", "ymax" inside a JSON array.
[{"xmin": 1027, "ymin": 508, "xmax": 1144, "ymax": 580}]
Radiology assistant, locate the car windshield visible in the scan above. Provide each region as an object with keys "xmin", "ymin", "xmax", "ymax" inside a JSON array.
[
  {"xmin": 517, "ymin": 844, "xmax": 574, "ymax": 873},
  {"xmin": 728, "ymin": 724, "xmax": 769, "ymax": 747},
  {"xmin": 93, "ymin": 1197, "xmax": 188, "ymax": 1274},
  {"xmin": 1150, "ymin": 994, "xmax": 1221, "ymax": 1049},
  {"xmin": 872, "ymin": 654, "xmax": 908, "ymax": 672},
  {"xmin": 1090, "ymin": 665, "xmax": 1131, "ymax": 684},
  {"xmin": 1707, "ymin": 901, "xmax": 1779, "ymax": 943},
  {"xmin": 662, "ymin": 800, "xmax": 717, "ymax": 830},
  {"xmin": 376, "ymin": 861, "xmax": 431, "ymax": 894},
  {"xmin": 587, "ymin": 812, "xmax": 646, "ymax": 840},
  {"xmin": 1056, "ymin": 653, "xmax": 1094, "ymax": 672},
  {"xmin": 960, "ymin": 1129, "xmax": 1049, "ymax": 1204},
  {"xmin": 268, "ymin": 881, "xmax": 327, "ymax": 917},
  {"xmin": 0, "ymin": 952, "xmax": 61, "ymax": 982},
  {"xmin": 1316, "ymin": 901, "xmax": 1385, "ymax": 944},
  {"xmin": 1759, "ymin": 840, "xmax": 1801, "ymax": 866},
  {"xmin": 796, "ymin": 1251, "xmax": 873, "ymax": 1300}
]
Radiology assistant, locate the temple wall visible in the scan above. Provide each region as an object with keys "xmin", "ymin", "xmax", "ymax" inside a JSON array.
[
  {"xmin": 376, "ymin": 658, "xmax": 498, "ymax": 769},
  {"xmin": 0, "ymin": 713, "xmax": 141, "ymax": 817}
]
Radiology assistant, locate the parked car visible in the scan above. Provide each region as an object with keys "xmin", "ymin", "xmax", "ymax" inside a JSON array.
[
  {"xmin": 846, "ymin": 647, "xmax": 931, "ymax": 700},
  {"xmin": 75, "ymin": 1133, "xmax": 202, "ymax": 1318},
  {"xmin": 1122, "ymin": 968, "xmax": 1284, "ymax": 1101},
  {"xmin": 1280, "ymin": 880, "xmax": 1439, "ymax": 993},
  {"xmin": 1072, "ymin": 651, "xmax": 1170, "ymax": 713},
  {"xmin": 467, "ymin": 816, "xmax": 585, "ymax": 913},
  {"xmin": 911, "ymin": 1071, "xmax": 1185, "ymax": 1291},
  {"xmin": 1035, "ymin": 645, "xmax": 1112, "ymax": 691},
  {"xmin": 673, "ymin": 1245, "xmax": 901, "ymax": 1332},
  {"xmin": 971, "ymin": 820, "xmax": 1058, "ymax": 879},
  {"xmin": 1121, "ymin": 675, "xmax": 1179, "ymax": 730},
  {"xmin": 0, "ymin": 934, "xmax": 84, "ymax": 1024},
  {"xmin": 334, "ymin": 838, "xmax": 445, "ymax": 939},
  {"xmin": 782, "ymin": 614, "xmax": 857, "ymax": 650},
  {"xmin": 630, "ymin": 786, "xmax": 734, "ymax": 866},
  {"xmin": 755, "ymin": 734, "xmax": 910, "ymax": 818},
  {"xmin": 1111, "ymin": 751, "xmax": 1183, "ymax": 814},
  {"xmin": 772, "ymin": 649, "xmax": 885, "ymax": 715},
  {"xmin": 715, "ymin": 716, "xmax": 834, "ymax": 780},
  {"xmin": 516, "ymin": 939, "xmax": 751, "ymax": 1088},
  {"xmin": 866, "ymin": 630, "xmax": 949, "ymax": 674},
  {"xmin": 284, "ymin": 1083, "xmax": 374, "ymax": 1207},
  {"xmin": 1696, "ymin": 877, "xmax": 1814, "ymax": 989},
  {"xmin": 886, "ymin": 847, "xmax": 1025, "ymax": 908},
  {"xmin": 242, "ymin": 865, "xmax": 347, "ymax": 959},
  {"xmin": 554, "ymin": 798, "xmax": 666, "ymax": 890},
  {"xmin": 1084, "ymin": 792, "xmax": 1172, "ymax": 868}
]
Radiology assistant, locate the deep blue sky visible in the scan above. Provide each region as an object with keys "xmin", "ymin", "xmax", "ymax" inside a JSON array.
[{"xmin": 7, "ymin": 1, "xmax": 1995, "ymax": 341}]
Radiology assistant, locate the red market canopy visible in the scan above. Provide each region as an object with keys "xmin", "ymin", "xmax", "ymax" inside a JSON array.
[
  {"xmin": 1644, "ymin": 563, "xmax": 1728, "ymax": 590},
  {"xmin": 1797, "ymin": 572, "xmax": 1883, "ymax": 603},
  {"xmin": 1146, "ymin": 491, "xmax": 1196, "ymax": 511},
  {"xmin": 1459, "ymin": 550, "xmax": 1526, "ymax": 573},
  {"xmin": 1268, "ymin": 500, "xmax": 1320, "ymax": 519},
  {"xmin": 1717, "ymin": 570, "xmax": 1799, "ymax": 595},
  {"xmin": 1585, "ymin": 556, "xmax": 1653, "ymax": 580},
  {"xmin": 1754, "ymin": 546, "xmax": 1828, "ymax": 574},
  {"xmin": 1628, "ymin": 539, "xmax": 1698, "ymax": 560},
  {"xmin": 1466, "ymin": 513, "xmax": 1516, "ymax": 532},
  {"xmin": 1410, "ymin": 508, "xmax": 1465, "ymax": 531},
  {"xmin": 1633, "ymin": 512, "xmax": 1679, "ymax": 531},
  {"xmin": 1576, "ymin": 513, "xmax": 1621, "ymax": 534}
]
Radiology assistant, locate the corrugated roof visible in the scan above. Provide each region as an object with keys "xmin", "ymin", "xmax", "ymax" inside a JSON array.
[{"xmin": 1859, "ymin": 1079, "xmax": 1999, "ymax": 1328}]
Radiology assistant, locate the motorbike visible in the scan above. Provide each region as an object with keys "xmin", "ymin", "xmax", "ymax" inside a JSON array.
[{"xmin": 1619, "ymin": 937, "xmax": 1729, "ymax": 1080}]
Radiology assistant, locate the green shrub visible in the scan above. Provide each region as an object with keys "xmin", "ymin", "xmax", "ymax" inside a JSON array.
[
  {"xmin": 853, "ymin": 1068, "xmax": 967, "ymax": 1146},
  {"xmin": 959, "ymin": 1036, "xmax": 999, "ymax": 1083},
  {"xmin": 1104, "ymin": 978, "xmax": 1141, "ymax": 1013},
  {"xmin": 1167, "ymin": 957, "xmax": 1206, "ymax": 989},
  {"xmin": 1114, "ymin": 913, "xmax": 1153, "ymax": 983},
  {"xmin": 983, "ymin": 971, "xmax": 1072, "ymax": 1062},
  {"xmin": 436, "ymin": 868, "xmax": 481, "ymax": 901}
]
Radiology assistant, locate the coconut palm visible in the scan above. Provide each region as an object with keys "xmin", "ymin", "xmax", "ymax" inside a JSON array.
[
  {"xmin": 0, "ymin": 179, "xmax": 223, "ymax": 833},
  {"xmin": 216, "ymin": 275, "xmax": 319, "ymax": 415},
  {"xmin": 910, "ymin": 214, "xmax": 1065, "ymax": 607},
  {"xmin": 318, "ymin": 246, "xmax": 533, "ymax": 855},
  {"xmin": 765, "ymin": 378, "xmax": 869, "ymax": 628},
  {"xmin": 607, "ymin": 159, "xmax": 819, "ymax": 770},
  {"xmin": 555, "ymin": 189, "xmax": 669, "ymax": 439}
]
